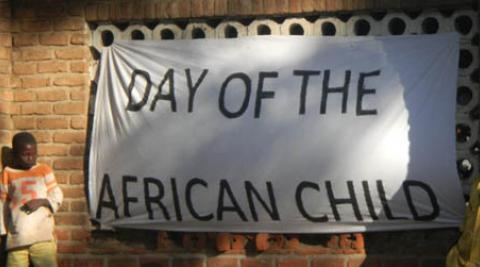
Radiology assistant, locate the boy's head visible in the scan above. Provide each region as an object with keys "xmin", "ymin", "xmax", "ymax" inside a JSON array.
[{"xmin": 12, "ymin": 132, "xmax": 37, "ymax": 169}]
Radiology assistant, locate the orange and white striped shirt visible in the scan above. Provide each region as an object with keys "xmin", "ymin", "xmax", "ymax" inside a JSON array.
[{"xmin": 0, "ymin": 163, "xmax": 63, "ymax": 250}]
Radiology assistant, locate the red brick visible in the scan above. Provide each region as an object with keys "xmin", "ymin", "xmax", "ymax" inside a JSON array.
[
  {"xmin": 71, "ymin": 116, "xmax": 86, "ymax": 129},
  {"xmin": 38, "ymin": 61, "xmax": 68, "ymax": 73},
  {"xmin": 54, "ymin": 76, "xmax": 86, "ymax": 87},
  {"xmin": 54, "ymin": 157, "xmax": 83, "ymax": 170},
  {"xmin": 54, "ymin": 102, "xmax": 86, "ymax": 115},
  {"xmin": 12, "ymin": 116, "xmax": 35, "ymax": 130},
  {"xmin": 40, "ymin": 33, "xmax": 69, "ymax": 46},
  {"xmin": 70, "ymin": 61, "xmax": 88, "ymax": 73},
  {"xmin": 68, "ymin": 3, "xmax": 84, "ymax": 16},
  {"xmin": 38, "ymin": 144, "xmax": 68, "ymax": 156},
  {"xmin": 54, "ymin": 18, "xmax": 85, "ymax": 31},
  {"xmin": 57, "ymin": 242, "xmax": 87, "ymax": 253},
  {"xmin": 0, "ymin": 20, "xmax": 10, "ymax": 32},
  {"xmin": 55, "ymin": 214, "xmax": 88, "ymax": 226},
  {"xmin": 70, "ymin": 90, "xmax": 87, "ymax": 101},
  {"xmin": 278, "ymin": 258, "xmax": 308, "ymax": 267},
  {"xmin": 55, "ymin": 47, "xmax": 86, "ymax": 60},
  {"xmin": 70, "ymin": 200, "xmax": 87, "ymax": 212},
  {"xmin": 70, "ymin": 33, "xmax": 88, "ymax": 45},
  {"xmin": 312, "ymin": 258, "xmax": 345, "ymax": 267},
  {"xmin": 13, "ymin": 7, "xmax": 35, "ymax": 18},
  {"xmin": 348, "ymin": 257, "xmax": 381, "ymax": 267},
  {"xmin": 36, "ymin": 89, "xmax": 68, "ymax": 101},
  {"xmin": 71, "ymin": 228, "xmax": 90, "ymax": 241},
  {"xmin": 20, "ymin": 103, "xmax": 52, "ymax": 115},
  {"xmin": 144, "ymin": 3, "xmax": 156, "ymax": 19},
  {"xmin": 55, "ymin": 228, "xmax": 70, "ymax": 241},
  {"xmin": 0, "ymin": 47, "xmax": 10, "ymax": 60},
  {"xmin": 0, "ymin": 115, "xmax": 12, "ymax": 129},
  {"xmin": 72, "ymin": 259, "xmax": 103, "ymax": 267},
  {"xmin": 58, "ymin": 257, "xmax": 73, "ymax": 267},
  {"xmin": 85, "ymin": 4, "xmax": 98, "ymax": 21},
  {"xmin": 214, "ymin": 0, "xmax": 228, "ymax": 16},
  {"xmin": 13, "ymin": 33, "xmax": 38, "ymax": 47},
  {"xmin": 70, "ymin": 172, "xmax": 85, "ymax": 184},
  {"xmin": 242, "ymin": 259, "xmax": 274, "ymax": 267},
  {"xmin": 22, "ymin": 77, "xmax": 49, "ymax": 88},
  {"xmin": 0, "ymin": 130, "xmax": 10, "ymax": 143},
  {"xmin": 14, "ymin": 90, "xmax": 35, "ymax": 102},
  {"xmin": 55, "ymin": 171, "xmax": 69, "ymax": 184},
  {"xmin": 0, "ymin": 62, "xmax": 10, "ymax": 74},
  {"xmin": 13, "ymin": 62, "xmax": 36, "ymax": 75},
  {"xmin": 69, "ymin": 144, "xmax": 85, "ymax": 156},
  {"xmin": 53, "ymin": 131, "xmax": 86, "ymax": 143},
  {"xmin": 208, "ymin": 258, "xmax": 238, "ymax": 267},
  {"xmin": 0, "ymin": 33, "xmax": 12, "ymax": 47},
  {"xmin": 98, "ymin": 3, "xmax": 110, "ymax": 20},
  {"xmin": 37, "ymin": 117, "xmax": 68, "ymax": 129},
  {"xmin": 21, "ymin": 48, "xmax": 52, "ymax": 61},
  {"xmin": 21, "ymin": 20, "xmax": 51, "ymax": 32},
  {"xmin": 107, "ymin": 258, "xmax": 138, "ymax": 267},
  {"xmin": 172, "ymin": 259, "xmax": 204, "ymax": 267},
  {"xmin": 37, "ymin": 6, "xmax": 65, "ymax": 17},
  {"xmin": 30, "ymin": 130, "xmax": 52, "ymax": 143}
]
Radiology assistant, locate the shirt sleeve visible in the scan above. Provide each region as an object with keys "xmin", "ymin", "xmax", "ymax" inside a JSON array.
[
  {"xmin": 0, "ymin": 170, "xmax": 9, "ymax": 235},
  {"xmin": 43, "ymin": 166, "xmax": 63, "ymax": 213}
]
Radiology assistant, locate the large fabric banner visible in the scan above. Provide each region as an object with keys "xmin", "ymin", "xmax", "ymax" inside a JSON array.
[{"xmin": 89, "ymin": 33, "xmax": 465, "ymax": 232}]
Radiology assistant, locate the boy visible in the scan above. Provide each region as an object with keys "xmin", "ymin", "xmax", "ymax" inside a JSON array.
[{"xmin": 0, "ymin": 132, "xmax": 63, "ymax": 267}]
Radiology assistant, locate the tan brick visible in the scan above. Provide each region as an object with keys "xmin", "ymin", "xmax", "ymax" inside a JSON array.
[
  {"xmin": 53, "ymin": 76, "xmax": 86, "ymax": 87},
  {"xmin": 38, "ymin": 61, "xmax": 68, "ymax": 73},
  {"xmin": 55, "ymin": 213, "xmax": 88, "ymax": 225},
  {"xmin": 63, "ymin": 186, "xmax": 85, "ymax": 198},
  {"xmin": 37, "ymin": 117, "xmax": 68, "ymax": 129},
  {"xmin": 0, "ymin": 130, "xmax": 10, "ymax": 144},
  {"xmin": 0, "ymin": 101, "xmax": 11, "ymax": 114},
  {"xmin": 0, "ymin": 33, "xmax": 11, "ymax": 47},
  {"xmin": 70, "ymin": 61, "xmax": 87, "ymax": 73},
  {"xmin": 70, "ymin": 172, "xmax": 85, "ymax": 185},
  {"xmin": 85, "ymin": 4, "xmax": 98, "ymax": 21},
  {"xmin": 36, "ymin": 89, "xmax": 67, "ymax": 101},
  {"xmin": 70, "ymin": 33, "xmax": 88, "ymax": 45},
  {"xmin": 0, "ymin": 76, "xmax": 10, "ymax": 88},
  {"xmin": 37, "ymin": 144, "xmax": 68, "ymax": 156},
  {"xmin": 0, "ymin": 115, "xmax": 12, "ymax": 129},
  {"xmin": 71, "ymin": 117, "xmax": 86, "ymax": 129},
  {"xmin": 0, "ymin": 20, "xmax": 10, "ymax": 32},
  {"xmin": 14, "ymin": 90, "xmax": 35, "ymax": 102},
  {"xmin": 30, "ymin": 131, "xmax": 52, "ymax": 143},
  {"xmin": 13, "ymin": 62, "xmax": 36, "ymax": 75},
  {"xmin": 53, "ymin": 131, "xmax": 86, "ymax": 143},
  {"xmin": 55, "ymin": 171, "xmax": 69, "ymax": 184},
  {"xmin": 0, "ymin": 47, "xmax": 11, "ymax": 60},
  {"xmin": 21, "ymin": 20, "xmax": 51, "ymax": 32},
  {"xmin": 207, "ymin": 258, "xmax": 238, "ymax": 267},
  {"xmin": 69, "ymin": 144, "xmax": 85, "ymax": 156},
  {"xmin": 54, "ymin": 18, "xmax": 85, "ymax": 31},
  {"xmin": 0, "ymin": 62, "xmax": 10, "ymax": 74},
  {"xmin": 55, "ymin": 47, "xmax": 86, "ymax": 60},
  {"xmin": 0, "ymin": 90, "xmax": 13, "ymax": 101},
  {"xmin": 12, "ymin": 116, "xmax": 35, "ymax": 130},
  {"xmin": 53, "ymin": 158, "xmax": 83, "ymax": 170},
  {"xmin": 70, "ymin": 200, "xmax": 87, "ymax": 212},
  {"xmin": 70, "ymin": 90, "xmax": 87, "ymax": 101},
  {"xmin": 22, "ymin": 48, "xmax": 52, "ymax": 61},
  {"xmin": 54, "ymin": 102, "xmax": 85, "ymax": 115},
  {"xmin": 20, "ymin": 103, "xmax": 52, "ymax": 115},
  {"xmin": 22, "ymin": 77, "xmax": 49, "ymax": 88},
  {"xmin": 13, "ymin": 33, "xmax": 37, "ymax": 47},
  {"xmin": 39, "ymin": 33, "xmax": 69, "ymax": 46}
]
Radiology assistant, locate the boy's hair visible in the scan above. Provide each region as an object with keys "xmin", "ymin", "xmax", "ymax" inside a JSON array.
[{"xmin": 12, "ymin": 132, "xmax": 37, "ymax": 153}]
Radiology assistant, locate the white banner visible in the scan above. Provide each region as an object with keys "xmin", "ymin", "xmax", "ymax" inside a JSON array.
[{"xmin": 89, "ymin": 33, "xmax": 465, "ymax": 232}]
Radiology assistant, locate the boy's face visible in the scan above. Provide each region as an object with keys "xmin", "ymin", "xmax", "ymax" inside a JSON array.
[{"xmin": 15, "ymin": 143, "xmax": 37, "ymax": 169}]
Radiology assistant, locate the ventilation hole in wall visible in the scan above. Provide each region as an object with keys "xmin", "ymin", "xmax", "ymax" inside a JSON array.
[
  {"xmin": 371, "ymin": 11, "xmax": 387, "ymax": 21},
  {"xmin": 161, "ymin": 29, "xmax": 175, "ymax": 40},
  {"xmin": 225, "ymin": 25, "xmax": 238, "ymax": 38},
  {"xmin": 455, "ymin": 15, "xmax": 473, "ymax": 35},
  {"xmin": 354, "ymin": 19, "xmax": 370, "ymax": 35},
  {"xmin": 101, "ymin": 30, "xmax": 114, "ymax": 46},
  {"xmin": 470, "ymin": 105, "xmax": 480, "ymax": 120},
  {"xmin": 472, "ymin": 34, "xmax": 479, "ymax": 46},
  {"xmin": 405, "ymin": 10, "xmax": 421, "ymax": 19},
  {"xmin": 457, "ymin": 158, "xmax": 473, "ymax": 180},
  {"xmin": 457, "ymin": 86, "xmax": 473, "ymax": 105},
  {"xmin": 131, "ymin": 30, "xmax": 145, "ymax": 40},
  {"xmin": 321, "ymin": 22, "xmax": 336, "ymax": 36},
  {"xmin": 471, "ymin": 141, "xmax": 480, "ymax": 155},
  {"xmin": 289, "ymin": 23, "xmax": 304, "ymax": 35},
  {"xmin": 459, "ymin": 49, "xmax": 473, "ymax": 69},
  {"xmin": 421, "ymin": 17, "xmax": 439, "ymax": 34},
  {"xmin": 258, "ymin": 24, "xmax": 271, "ymax": 35},
  {"xmin": 388, "ymin": 18, "xmax": 406, "ymax": 35},
  {"xmin": 456, "ymin": 123, "xmax": 471, "ymax": 143},
  {"xmin": 470, "ymin": 68, "xmax": 479, "ymax": 83},
  {"xmin": 192, "ymin": 28, "xmax": 206, "ymax": 39}
]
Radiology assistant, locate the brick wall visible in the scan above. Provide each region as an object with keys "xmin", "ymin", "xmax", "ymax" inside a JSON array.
[{"xmin": 2, "ymin": 0, "xmax": 476, "ymax": 267}]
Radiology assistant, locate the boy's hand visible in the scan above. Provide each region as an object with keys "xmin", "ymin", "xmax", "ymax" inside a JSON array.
[{"xmin": 22, "ymin": 199, "xmax": 49, "ymax": 213}]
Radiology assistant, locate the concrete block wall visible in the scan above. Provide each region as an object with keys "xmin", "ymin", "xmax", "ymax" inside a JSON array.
[{"xmin": 2, "ymin": 1, "xmax": 478, "ymax": 267}]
